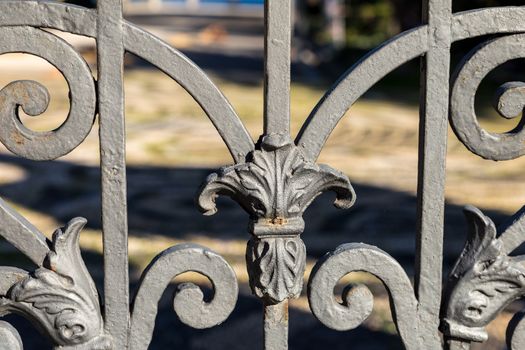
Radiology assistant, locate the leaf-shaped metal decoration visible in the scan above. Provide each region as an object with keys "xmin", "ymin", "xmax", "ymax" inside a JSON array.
[
  {"xmin": 197, "ymin": 134, "xmax": 355, "ymax": 304},
  {"xmin": 442, "ymin": 205, "xmax": 525, "ymax": 347},
  {"xmin": 0, "ymin": 218, "xmax": 110, "ymax": 349},
  {"xmin": 247, "ymin": 236, "xmax": 306, "ymax": 303},
  {"xmin": 197, "ymin": 134, "xmax": 356, "ymax": 234}
]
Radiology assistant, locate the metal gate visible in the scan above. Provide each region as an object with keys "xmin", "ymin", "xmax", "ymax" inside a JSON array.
[{"xmin": 0, "ymin": 1, "xmax": 524, "ymax": 349}]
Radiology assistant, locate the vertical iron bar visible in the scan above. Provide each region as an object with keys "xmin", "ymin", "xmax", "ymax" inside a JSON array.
[
  {"xmin": 416, "ymin": 0, "xmax": 451, "ymax": 348},
  {"xmin": 262, "ymin": 1, "xmax": 292, "ymax": 349},
  {"xmin": 97, "ymin": 0, "xmax": 129, "ymax": 348},
  {"xmin": 264, "ymin": 301, "xmax": 288, "ymax": 350},
  {"xmin": 263, "ymin": 0, "xmax": 291, "ymax": 135}
]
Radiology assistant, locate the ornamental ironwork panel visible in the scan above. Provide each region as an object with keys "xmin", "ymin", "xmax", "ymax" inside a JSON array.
[{"xmin": 0, "ymin": 1, "xmax": 524, "ymax": 349}]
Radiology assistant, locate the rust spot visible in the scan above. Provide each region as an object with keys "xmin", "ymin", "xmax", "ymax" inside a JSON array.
[
  {"xmin": 11, "ymin": 132, "xmax": 25, "ymax": 145},
  {"xmin": 268, "ymin": 217, "xmax": 287, "ymax": 225}
]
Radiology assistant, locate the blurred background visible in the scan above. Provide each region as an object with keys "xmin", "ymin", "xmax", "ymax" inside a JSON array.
[{"xmin": 1, "ymin": 0, "xmax": 525, "ymax": 348}]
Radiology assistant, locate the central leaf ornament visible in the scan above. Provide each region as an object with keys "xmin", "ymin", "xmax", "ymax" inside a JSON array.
[
  {"xmin": 197, "ymin": 134, "xmax": 356, "ymax": 303},
  {"xmin": 246, "ymin": 236, "xmax": 306, "ymax": 303}
]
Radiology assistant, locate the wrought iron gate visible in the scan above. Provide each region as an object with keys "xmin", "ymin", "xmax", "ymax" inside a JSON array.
[{"xmin": 0, "ymin": 0, "xmax": 524, "ymax": 349}]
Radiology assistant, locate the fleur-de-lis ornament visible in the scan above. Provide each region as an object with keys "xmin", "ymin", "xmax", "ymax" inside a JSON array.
[{"xmin": 197, "ymin": 133, "xmax": 356, "ymax": 303}]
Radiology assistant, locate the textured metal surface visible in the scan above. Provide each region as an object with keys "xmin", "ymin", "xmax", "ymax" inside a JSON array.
[
  {"xmin": 308, "ymin": 243, "xmax": 419, "ymax": 349},
  {"xmin": 97, "ymin": 1, "xmax": 129, "ymax": 348},
  {"xmin": 129, "ymin": 244, "xmax": 238, "ymax": 349},
  {"xmin": 0, "ymin": 217, "xmax": 111, "ymax": 349},
  {"xmin": 415, "ymin": 1, "xmax": 451, "ymax": 347},
  {"xmin": 450, "ymin": 34, "xmax": 525, "ymax": 161},
  {"xmin": 295, "ymin": 6, "xmax": 525, "ymax": 161},
  {"xmin": 441, "ymin": 206, "xmax": 525, "ymax": 350},
  {"xmin": 197, "ymin": 133, "xmax": 355, "ymax": 348},
  {"xmin": 0, "ymin": 321, "xmax": 23, "ymax": 350},
  {"xmin": 263, "ymin": 0, "xmax": 291, "ymax": 135},
  {"xmin": 0, "ymin": 0, "xmax": 523, "ymax": 349},
  {"xmin": 0, "ymin": 26, "xmax": 96, "ymax": 160}
]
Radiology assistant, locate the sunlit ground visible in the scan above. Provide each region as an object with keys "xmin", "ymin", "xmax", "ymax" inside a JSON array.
[{"xmin": 0, "ymin": 46, "xmax": 523, "ymax": 349}]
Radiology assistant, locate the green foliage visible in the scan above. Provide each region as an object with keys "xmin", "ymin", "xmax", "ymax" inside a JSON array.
[{"xmin": 344, "ymin": 0, "xmax": 398, "ymax": 49}]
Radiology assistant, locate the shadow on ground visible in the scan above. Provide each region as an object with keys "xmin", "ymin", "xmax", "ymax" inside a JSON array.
[
  {"xmin": 0, "ymin": 154, "xmax": 512, "ymax": 349},
  {"xmin": 0, "ymin": 154, "xmax": 509, "ymax": 262}
]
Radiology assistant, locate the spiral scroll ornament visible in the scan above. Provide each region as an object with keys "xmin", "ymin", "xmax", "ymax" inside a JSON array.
[
  {"xmin": 450, "ymin": 34, "xmax": 525, "ymax": 161},
  {"xmin": 0, "ymin": 26, "xmax": 96, "ymax": 161},
  {"xmin": 129, "ymin": 244, "xmax": 238, "ymax": 350},
  {"xmin": 307, "ymin": 243, "xmax": 420, "ymax": 350}
]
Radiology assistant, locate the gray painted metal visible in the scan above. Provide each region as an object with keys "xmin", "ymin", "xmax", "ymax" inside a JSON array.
[
  {"xmin": 263, "ymin": 0, "xmax": 291, "ymax": 135},
  {"xmin": 415, "ymin": 1, "xmax": 451, "ymax": 347},
  {"xmin": 97, "ymin": 0, "xmax": 129, "ymax": 348},
  {"xmin": 0, "ymin": 321, "xmax": 23, "ymax": 350},
  {"xmin": 129, "ymin": 243, "xmax": 238, "ymax": 349},
  {"xmin": 0, "ymin": 1, "xmax": 523, "ymax": 349}
]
